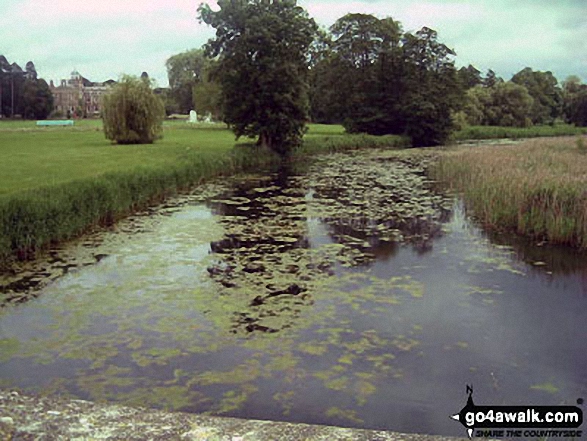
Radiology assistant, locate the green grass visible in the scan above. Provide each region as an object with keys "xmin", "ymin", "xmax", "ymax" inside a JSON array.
[
  {"xmin": 454, "ymin": 124, "xmax": 587, "ymax": 141},
  {"xmin": 0, "ymin": 121, "xmax": 405, "ymax": 266},
  {"xmin": 432, "ymin": 137, "xmax": 587, "ymax": 248},
  {"xmin": 0, "ymin": 121, "xmax": 243, "ymax": 196},
  {"xmin": 304, "ymin": 123, "xmax": 346, "ymax": 137}
]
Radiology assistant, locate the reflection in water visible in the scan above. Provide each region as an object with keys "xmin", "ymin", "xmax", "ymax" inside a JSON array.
[
  {"xmin": 205, "ymin": 151, "xmax": 451, "ymax": 334},
  {"xmin": 0, "ymin": 149, "xmax": 586, "ymax": 437}
]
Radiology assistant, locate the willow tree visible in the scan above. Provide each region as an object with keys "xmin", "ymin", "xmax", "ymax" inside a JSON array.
[{"xmin": 102, "ymin": 75, "xmax": 165, "ymax": 144}]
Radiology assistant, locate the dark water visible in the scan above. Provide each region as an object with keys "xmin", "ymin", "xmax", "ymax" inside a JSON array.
[{"xmin": 1, "ymin": 150, "xmax": 586, "ymax": 438}]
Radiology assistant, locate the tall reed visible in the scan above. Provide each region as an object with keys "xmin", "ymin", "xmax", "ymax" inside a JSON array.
[
  {"xmin": 432, "ymin": 137, "xmax": 587, "ymax": 248},
  {"xmin": 454, "ymin": 124, "xmax": 587, "ymax": 141}
]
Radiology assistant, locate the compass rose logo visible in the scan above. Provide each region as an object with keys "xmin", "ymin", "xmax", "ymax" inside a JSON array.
[{"xmin": 450, "ymin": 384, "xmax": 476, "ymax": 439}]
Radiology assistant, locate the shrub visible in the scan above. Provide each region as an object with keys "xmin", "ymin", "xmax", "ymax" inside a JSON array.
[{"xmin": 102, "ymin": 75, "xmax": 165, "ymax": 144}]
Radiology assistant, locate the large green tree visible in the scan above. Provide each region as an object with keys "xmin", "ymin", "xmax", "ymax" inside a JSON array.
[
  {"xmin": 463, "ymin": 83, "xmax": 533, "ymax": 127},
  {"xmin": 5, "ymin": 62, "xmax": 25, "ymax": 117},
  {"xmin": 490, "ymin": 82, "xmax": 534, "ymax": 127},
  {"xmin": 0, "ymin": 56, "xmax": 10, "ymax": 117},
  {"xmin": 562, "ymin": 76, "xmax": 587, "ymax": 127},
  {"xmin": 0, "ymin": 56, "xmax": 49, "ymax": 119},
  {"xmin": 311, "ymin": 14, "xmax": 464, "ymax": 146},
  {"xmin": 401, "ymin": 27, "xmax": 461, "ymax": 146},
  {"xmin": 463, "ymin": 86, "xmax": 493, "ymax": 125},
  {"xmin": 20, "ymin": 78, "xmax": 53, "ymax": 120},
  {"xmin": 309, "ymin": 14, "xmax": 462, "ymax": 146},
  {"xmin": 307, "ymin": 28, "xmax": 345, "ymax": 124},
  {"xmin": 198, "ymin": 0, "xmax": 318, "ymax": 155},
  {"xmin": 166, "ymin": 48, "xmax": 207, "ymax": 114},
  {"xmin": 329, "ymin": 14, "xmax": 403, "ymax": 135},
  {"xmin": 511, "ymin": 67, "xmax": 563, "ymax": 124}
]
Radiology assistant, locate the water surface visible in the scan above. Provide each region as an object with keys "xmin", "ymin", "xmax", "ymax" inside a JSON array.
[{"xmin": 1, "ymin": 150, "xmax": 586, "ymax": 437}]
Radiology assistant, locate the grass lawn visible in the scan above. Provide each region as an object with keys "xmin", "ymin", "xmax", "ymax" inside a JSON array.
[
  {"xmin": 0, "ymin": 120, "xmax": 349, "ymax": 197},
  {"xmin": 0, "ymin": 120, "xmax": 245, "ymax": 196}
]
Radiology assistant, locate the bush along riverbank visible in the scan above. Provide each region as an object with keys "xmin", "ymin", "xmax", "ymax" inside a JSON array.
[
  {"xmin": 0, "ymin": 134, "xmax": 409, "ymax": 268},
  {"xmin": 432, "ymin": 137, "xmax": 587, "ymax": 248}
]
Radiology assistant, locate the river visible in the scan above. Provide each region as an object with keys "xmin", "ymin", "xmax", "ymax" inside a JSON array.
[{"xmin": 1, "ymin": 149, "xmax": 586, "ymax": 437}]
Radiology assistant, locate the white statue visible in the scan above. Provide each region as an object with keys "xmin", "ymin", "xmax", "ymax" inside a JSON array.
[
  {"xmin": 203, "ymin": 113, "xmax": 212, "ymax": 123},
  {"xmin": 187, "ymin": 110, "xmax": 198, "ymax": 124}
]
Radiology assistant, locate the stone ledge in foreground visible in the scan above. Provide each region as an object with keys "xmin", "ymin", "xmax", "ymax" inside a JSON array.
[{"xmin": 0, "ymin": 389, "xmax": 468, "ymax": 441}]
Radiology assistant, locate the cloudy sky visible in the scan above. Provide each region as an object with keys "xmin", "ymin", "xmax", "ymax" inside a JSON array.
[{"xmin": 1, "ymin": 0, "xmax": 586, "ymax": 87}]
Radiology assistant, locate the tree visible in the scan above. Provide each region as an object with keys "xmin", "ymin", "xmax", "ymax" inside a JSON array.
[
  {"xmin": 329, "ymin": 13, "xmax": 403, "ymax": 135},
  {"xmin": 20, "ymin": 78, "xmax": 54, "ymax": 120},
  {"xmin": 154, "ymin": 87, "xmax": 180, "ymax": 116},
  {"xmin": 563, "ymin": 78, "xmax": 587, "ymax": 127},
  {"xmin": 463, "ymin": 83, "xmax": 533, "ymax": 127},
  {"xmin": 198, "ymin": 0, "xmax": 318, "ymax": 155},
  {"xmin": 0, "ymin": 55, "xmax": 10, "ymax": 117},
  {"xmin": 0, "ymin": 56, "xmax": 41, "ymax": 118},
  {"xmin": 488, "ymin": 82, "xmax": 533, "ymax": 127},
  {"xmin": 192, "ymin": 59, "xmax": 222, "ymax": 121},
  {"xmin": 166, "ymin": 49, "xmax": 207, "ymax": 115},
  {"xmin": 401, "ymin": 27, "xmax": 461, "ymax": 146},
  {"xmin": 458, "ymin": 65, "xmax": 482, "ymax": 90},
  {"xmin": 511, "ymin": 67, "xmax": 563, "ymax": 124},
  {"xmin": 330, "ymin": 13, "xmax": 400, "ymax": 69},
  {"xmin": 9, "ymin": 62, "xmax": 26, "ymax": 117},
  {"xmin": 483, "ymin": 69, "xmax": 502, "ymax": 88},
  {"xmin": 314, "ymin": 14, "xmax": 462, "ymax": 146},
  {"xmin": 307, "ymin": 28, "xmax": 345, "ymax": 124},
  {"xmin": 562, "ymin": 75, "xmax": 582, "ymax": 95},
  {"xmin": 25, "ymin": 61, "xmax": 37, "ymax": 81},
  {"xmin": 102, "ymin": 75, "xmax": 165, "ymax": 144},
  {"xmin": 562, "ymin": 76, "xmax": 587, "ymax": 126},
  {"xmin": 567, "ymin": 89, "xmax": 587, "ymax": 127},
  {"xmin": 463, "ymin": 86, "xmax": 493, "ymax": 125}
]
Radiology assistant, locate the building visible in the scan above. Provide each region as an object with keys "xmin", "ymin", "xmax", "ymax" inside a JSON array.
[{"xmin": 50, "ymin": 70, "xmax": 113, "ymax": 117}]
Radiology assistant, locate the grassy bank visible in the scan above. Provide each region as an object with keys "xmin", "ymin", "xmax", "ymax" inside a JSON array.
[
  {"xmin": 0, "ymin": 122, "xmax": 407, "ymax": 266},
  {"xmin": 432, "ymin": 137, "xmax": 587, "ymax": 248},
  {"xmin": 454, "ymin": 124, "xmax": 587, "ymax": 141},
  {"xmin": 0, "ymin": 124, "xmax": 240, "ymax": 196}
]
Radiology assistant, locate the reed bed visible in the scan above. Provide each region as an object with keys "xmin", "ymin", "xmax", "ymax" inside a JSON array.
[
  {"xmin": 432, "ymin": 137, "xmax": 587, "ymax": 248},
  {"xmin": 454, "ymin": 124, "xmax": 587, "ymax": 141}
]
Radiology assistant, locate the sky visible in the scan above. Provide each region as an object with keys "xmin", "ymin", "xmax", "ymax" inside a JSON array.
[{"xmin": 1, "ymin": 0, "xmax": 586, "ymax": 87}]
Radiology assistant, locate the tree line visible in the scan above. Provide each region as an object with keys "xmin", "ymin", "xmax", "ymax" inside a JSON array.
[
  {"xmin": 161, "ymin": 1, "xmax": 587, "ymax": 153},
  {"xmin": 456, "ymin": 66, "xmax": 587, "ymax": 128},
  {"xmin": 0, "ymin": 55, "xmax": 53, "ymax": 119}
]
